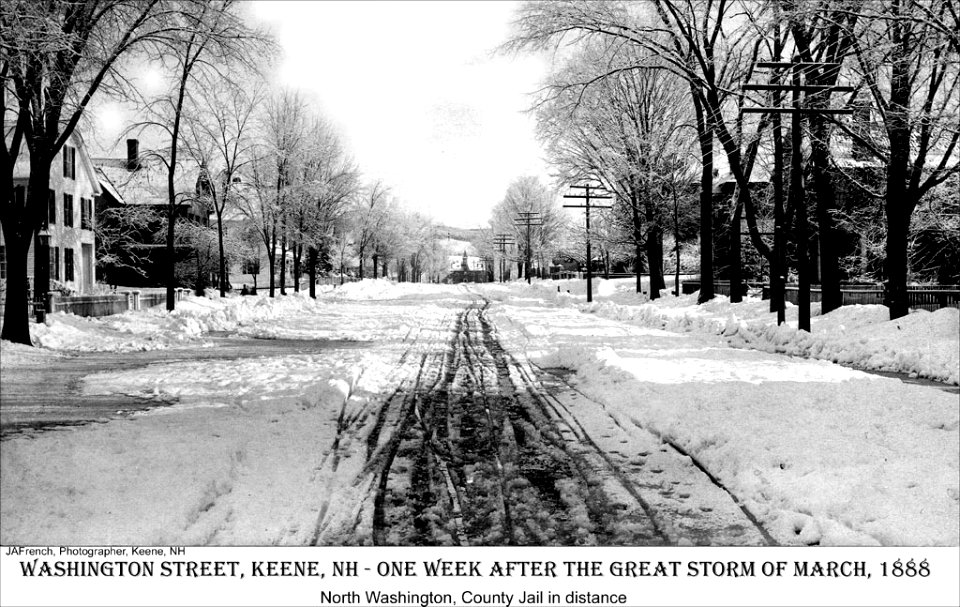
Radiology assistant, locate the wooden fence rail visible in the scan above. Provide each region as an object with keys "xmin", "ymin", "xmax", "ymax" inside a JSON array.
[{"xmin": 681, "ymin": 281, "xmax": 960, "ymax": 312}]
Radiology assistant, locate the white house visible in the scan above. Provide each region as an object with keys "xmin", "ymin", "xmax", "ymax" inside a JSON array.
[{"xmin": 1, "ymin": 132, "xmax": 101, "ymax": 296}]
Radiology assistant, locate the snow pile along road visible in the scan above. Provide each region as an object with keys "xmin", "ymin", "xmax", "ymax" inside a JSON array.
[
  {"xmin": 531, "ymin": 278, "xmax": 960, "ymax": 385},
  {"xmin": 28, "ymin": 292, "xmax": 334, "ymax": 351}
]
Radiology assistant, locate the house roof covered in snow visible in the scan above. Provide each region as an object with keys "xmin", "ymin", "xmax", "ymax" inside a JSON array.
[{"xmin": 93, "ymin": 158, "xmax": 203, "ymax": 209}]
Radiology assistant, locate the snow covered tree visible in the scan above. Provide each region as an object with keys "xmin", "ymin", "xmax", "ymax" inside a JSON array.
[
  {"xmin": 181, "ymin": 78, "xmax": 264, "ymax": 297},
  {"xmin": 536, "ymin": 41, "xmax": 696, "ymax": 297},
  {"xmin": 352, "ymin": 180, "xmax": 390, "ymax": 280}
]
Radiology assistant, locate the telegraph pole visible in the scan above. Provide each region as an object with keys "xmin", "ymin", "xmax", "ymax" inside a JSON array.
[
  {"xmin": 514, "ymin": 212, "xmax": 542, "ymax": 284},
  {"xmin": 743, "ymin": 60, "xmax": 852, "ymax": 332},
  {"xmin": 563, "ymin": 184, "xmax": 612, "ymax": 303},
  {"xmin": 493, "ymin": 233, "xmax": 514, "ymax": 283}
]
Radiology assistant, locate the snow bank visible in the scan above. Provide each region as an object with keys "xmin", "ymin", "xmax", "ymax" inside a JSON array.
[
  {"xmin": 25, "ymin": 293, "xmax": 334, "ymax": 352},
  {"xmin": 581, "ymin": 296, "xmax": 959, "ymax": 384},
  {"xmin": 541, "ymin": 348, "xmax": 959, "ymax": 546},
  {"xmin": 515, "ymin": 278, "xmax": 958, "ymax": 384}
]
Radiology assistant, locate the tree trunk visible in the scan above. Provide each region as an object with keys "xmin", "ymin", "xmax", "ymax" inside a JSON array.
[
  {"xmin": 730, "ymin": 197, "xmax": 743, "ymax": 304},
  {"xmin": 216, "ymin": 209, "xmax": 227, "ymax": 298},
  {"xmin": 693, "ymin": 93, "xmax": 714, "ymax": 304},
  {"xmin": 267, "ymin": 251, "xmax": 276, "ymax": 298},
  {"xmin": 884, "ymin": 11, "xmax": 913, "ymax": 321},
  {"xmin": 308, "ymin": 246, "xmax": 318, "ymax": 298},
  {"xmin": 0, "ymin": 220, "xmax": 33, "ymax": 344},
  {"xmin": 279, "ymin": 233, "xmax": 287, "ymax": 295},
  {"xmin": 645, "ymin": 196, "xmax": 664, "ymax": 300},
  {"xmin": 372, "ymin": 253, "xmax": 379, "ymax": 279},
  {"xmin": 165, "ymin": 202, "xmax": 177, "ymax": 309},
  {"xmin": 673, "ymin": 184, "xmax": 682, "ymax": 296},
  {"xmin": 771, "ymin": 101, "xmax": 787, "ymax": 323},
  {"xmin": 631, "ymin": 190, "xmax": 644, "ymax": 294},
  {"xmin": 809, "ymin": 118, "xmax": 842, "ymax": 314},
  {"xmin": 1, "ymin": 152, "xmax": 53, "ymax": 343},
  {"xmin": 293, "ymin": 243, "xmax": 301, "ymax": 293}
]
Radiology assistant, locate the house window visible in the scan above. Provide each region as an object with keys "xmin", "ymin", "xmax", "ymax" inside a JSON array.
[
  {"xmin": 62, "ymin": 146, "xmax": 76, "ymax": 179},
  {"xmin": 47, "ymin": 189, "xmax": 56, "ymax": 227},
  {"xmin": 63, "ymin": 194, "xmax": 73, "ymax": 227},
  {"xmin": 0, "ymin": 245, "xmax": 6, "ymax": 280},
  {"xmin": 52, "ymin": 247, "xmax": 60, "ymax": 281},
  {"xmin": 81, "ymin": 198, "xmax": 92, "ymax": 230},
  {"xmin": 64, "ymin": 248, "xmax": 74, "ymax": 282}
]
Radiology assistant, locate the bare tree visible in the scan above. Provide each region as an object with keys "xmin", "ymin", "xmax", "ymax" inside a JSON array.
[
  {"xmin": 841, "ymin": 0, "xmax": 960, "ymax": 318},
  {"xmin": 238, "ymin": 143, "xmax": 281, "ymax": 296},
  {"xmin": 129, "ymin": 0, "xmax": 273, "ymax": 309},
  {"xmin": 94, "ymin": 203, "xmax": 161, "ymax": 285},
  {"xmin": 182, "ymin": 77, "xmax": 264, "ymax": 297},
  {"xmin": 260, "ymin": 89, "xmax": 310, "ymax": 295}
]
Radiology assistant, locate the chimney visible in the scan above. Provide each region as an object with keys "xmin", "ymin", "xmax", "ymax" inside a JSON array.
[{"xmin": 126, "ymin": 138, "xmax": 140, "ymax": 170}]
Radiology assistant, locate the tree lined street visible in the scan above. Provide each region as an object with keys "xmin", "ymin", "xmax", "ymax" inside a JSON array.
[{"xmin": 1, "ymin": 7, "xmax": 958, "ymax": 607}]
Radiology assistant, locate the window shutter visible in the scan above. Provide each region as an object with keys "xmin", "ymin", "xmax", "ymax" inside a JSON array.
[
  {"xmin": 63, "ymin": 149, "xmax": 69, "ymax": 177},
  {"xmin": 71, "ymin": 148, "xmax": 76, "ymax": 179}
]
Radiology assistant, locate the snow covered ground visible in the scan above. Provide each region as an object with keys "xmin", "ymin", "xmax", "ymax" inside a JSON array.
[
  {"xmin": 532, "ymin": 277, "xmax": 959, "ymax": 385},
  {"xmin": 1, "ymin": 278, "xmax": 957, "ymax": 546}
]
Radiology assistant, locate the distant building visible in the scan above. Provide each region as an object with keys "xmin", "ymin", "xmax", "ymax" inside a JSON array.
[
  {"xmin": 444, "ymin": 251, "xmax": 492, "ymax": 283},
  {"xmin": 0, "ymin": 132, "xmax": 101, "ymax": 298}
]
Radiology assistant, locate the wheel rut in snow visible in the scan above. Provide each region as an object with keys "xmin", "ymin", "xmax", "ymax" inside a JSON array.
[{"xmin": 366, "ymin": 298, "xmax": 667, "ymax": 546}]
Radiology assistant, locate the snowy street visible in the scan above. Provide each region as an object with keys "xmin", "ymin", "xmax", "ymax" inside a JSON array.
[{"xmin": 1, "ymin": 281, "xmax": 957, "ymax": 547}]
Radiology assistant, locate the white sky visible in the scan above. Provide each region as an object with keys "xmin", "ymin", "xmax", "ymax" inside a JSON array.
[{"xmin": 249, "ymin": 0, "xmax": 552, "ymax": 228}]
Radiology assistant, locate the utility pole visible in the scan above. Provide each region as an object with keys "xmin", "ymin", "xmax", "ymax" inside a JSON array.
[
  {"xmin": 563, "ymin": 184, "xmax": 612, "ymax": 303},
  {"xmin": 514, "ymin": 212, "xmax": 542, "ymax": 284},
  {"xmin": 493, "ymin": 233, "xmax": 514, "ymax": 283},
  {"xmin": 743, "ymin": 59, "xmax": 852, "ymax": 332}
]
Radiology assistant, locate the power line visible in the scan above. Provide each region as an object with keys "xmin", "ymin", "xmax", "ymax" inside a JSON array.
[{"xmin": 563, "ymin": 184, "xmax": 612, "ymax": 303}]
